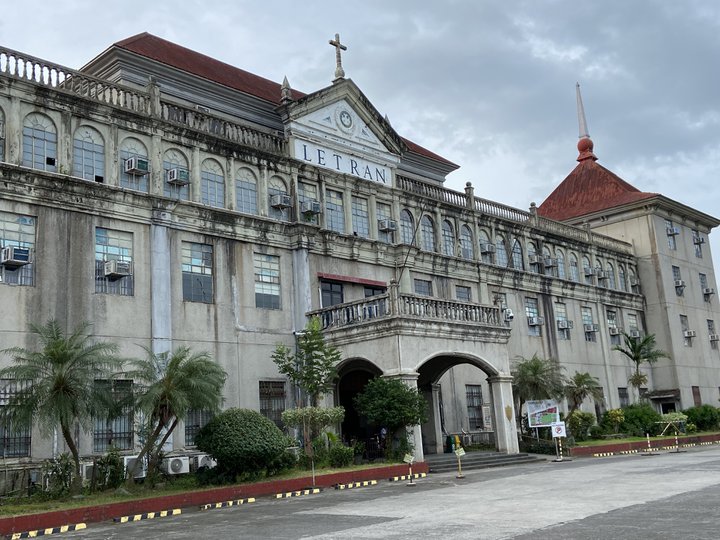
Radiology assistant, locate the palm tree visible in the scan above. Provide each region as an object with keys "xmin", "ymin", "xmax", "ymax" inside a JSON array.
[
  {"xmin": 511, "ymin": 354, "xmax": 565, "ymax": 404},
  {"xmin": 565, "ymin": 371, "xmax": 604, "ymax": 423},
  {"xmin": 613, "ymin": 333, "xmax": 669, "ymax": 391},
  {"xmin": 126, "ymin": 346, "xmax": 226, "ymax": 481},
  {"xmin": 0, "ymin": 320, "xmax": 124, "ymax": 494}
]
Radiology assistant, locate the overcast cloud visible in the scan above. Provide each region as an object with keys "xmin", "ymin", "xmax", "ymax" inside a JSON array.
[{"xmin": 3, "ymin": 1, "xmax": 719, "ymax": 265}]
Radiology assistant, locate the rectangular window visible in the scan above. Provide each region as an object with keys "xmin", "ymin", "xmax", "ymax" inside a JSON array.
[
  {"xmin": 607, "ymin": 309, "xmax": 621, "ymax": 346},
  {"xmin": 665, "ymin": 219, "xmax": 677, "ymax": 250},
  {"xmin": 321, "ymin": 280, "xmax": 344, "ymax": 307},
  {"xmin": 298, "ymin": 182, "xmax": 319, "ymax": 225},
  {"xmin": 555, "ymin": 302, "xmax": 570, "ymax": 340},
  {"xmin": 692, "ymin": 229, "xmax": 703, "ymax": 258},
  {"xmin": 700, "ymin": 273, "xmax": 711, "ymax": 301},
  {"xmin": 680, "ymin": 314, "xmax": 691, "ymax": 347},
  {"xmin": 325, "ymin": 190, "xmax": 345, "ymax": 233},
  {"xmin": 672, "ymin": 265, "xmax": 681, "ymax": 281},
  {"xmin": 618, "ymin": 387, "xmax": 629, "ymax": 408},
  {"xmin": 376, "ymin": 202, "xmax": 393, "ymax": 244},
  {"xmin": 0, "ymin": 380, "xmax": 31, "ymax": 457},
  {"xmin": 95, "ymin": 227, "xmax": 134, "ymax": 296},
  {"xmin": 93, "ymin": 379, "xmax": 133, "ymax": 452},
  {"xmin": 182, "ymin": 242, "xmax": 213, "ymax": 303},
  {"xmin": 582, "ymin": 306, "xmax": 596, "ymax": 342},
  {"xmin": 351, "ymin": 196, "xmax": 370, "ymax": 237},
  {"xmin": 627, "ymin": 312, "xmax": 639, "ymax": 333},
  {"xmin": 185, "ymin": 409, "xmax": 214, "ymax": 446},
  {"xmin": 254, "ymin": 253, "xmax": 281, "ymax": 309},
  {"xmin": 456, "ymin": 285, "xmax": 472, "ymax": 302},
  {"xmin": 708, "ymin": 319, "xmax": 718, "ymax": 350},
  {"xmin": 0, "ymin": 212, "xmax": 36, "ymax": 286},
  {"xmin": 414, "ymin": 279, "xmax": 432, "ymax": 297},
  {"xmin": 692, "ymin": 386, "xmax": 702, "ymax": 407},
  {"xmin": 465, "ymin": 384, "xmax": 483, "ymax": 429},
  {"xmin": 525, "ymin": 297, "xmax": 541, "ymax": 337},
  {"xmin": 259, "ymin": 381, "xmax": 286, "ymax": 429}
]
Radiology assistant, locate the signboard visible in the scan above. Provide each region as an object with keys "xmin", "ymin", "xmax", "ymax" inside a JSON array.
[
  {"xmin": 294, "ymin": 140, "xmax": 391, "ymax": 184},
  {"xmin": 551, "ymin": 422, "xmax": 567, "ymax": 438},
  {"xmin": 526, "ymin": 400, "xmax": 560, "ymax": 428},
  {"xmin": 403, "ymin": 453, "xmax": 415, "ymax": 464},
  {"xmin": 454, "ymin": 447, "xmax": 466, "ymax": 458}
]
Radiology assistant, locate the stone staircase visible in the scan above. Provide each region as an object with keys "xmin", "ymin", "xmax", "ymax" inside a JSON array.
[{"xmin": 424, "ymin": 451, "xmax": 546, "ymax": 474}]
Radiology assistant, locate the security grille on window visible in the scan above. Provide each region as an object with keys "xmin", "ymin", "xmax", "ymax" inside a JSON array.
[
  {"xmin": 182, "ymin": 242, "xmax": 213, "ymax": 303},
  {"xmin": 0, "ymin": 212, "xmax": 36, "ymax": 286},
  {"xmin": 618, "ymin": 387, "xmax": 629, "ymax": 408},
  {"xmin": 259, "ymin": 381, "xmax": 286, "ymax": 429},
  {"xmin": 465, "ymin": 384, "xmax": 483, "ymax": 429},
  {"xmin": 254, "ymin": 253, "xmax": 280, "ymax": 309},
  {"xmin": 185, "ymin": 409, "xmax": 214, "ymax": 446},
  {"xmin": 95, "ymin": 228, "xmax": 134, "ymax": 296},
  {"xmin": 414, "ymin": 279, "xmax": 432, "ymax": 297},
  {"xmin": 0, "ymin": 379, "xmax": 31, "ymax": 457},
  {"xmin": 351, "ymin": 196, "xmax": 370, "ymax": 237},
  {"xmin": 93, "ymin": 379, "xmax": 133, "ymax": 452}
]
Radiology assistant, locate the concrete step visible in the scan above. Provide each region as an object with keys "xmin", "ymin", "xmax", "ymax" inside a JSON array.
[{"xmin": 425, "ymin": 452, "xmax": 546, "ymax": 473}]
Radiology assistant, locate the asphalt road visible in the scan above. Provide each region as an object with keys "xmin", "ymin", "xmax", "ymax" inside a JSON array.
[{"xmin": 71, "ymin": 446, "xmax": 720, "ymax": 539}]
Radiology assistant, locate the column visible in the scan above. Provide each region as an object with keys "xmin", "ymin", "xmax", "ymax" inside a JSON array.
[
  {"xmin": 392, "ymin": 372, "xmax": 425, "ymax": 462},
  {"xmin": 488, "ymin": 375, "xmax": 519, "ymax": 454}
]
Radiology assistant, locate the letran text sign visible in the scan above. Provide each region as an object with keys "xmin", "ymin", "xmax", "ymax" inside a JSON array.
[
  {"xmin": 294, "ymin": 140, "xmax": 390, "ymax": 184},
  {"xmin": 526, "ymin": 400, "xmax": 560, "ymax": 428}
]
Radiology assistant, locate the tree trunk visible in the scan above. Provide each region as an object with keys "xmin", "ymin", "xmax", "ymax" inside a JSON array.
[
  {"xmin": 126, "ymin": 420, "xmax": 165, "ymax": 485},
  {"xmin": 60, "ymin": 422, "xmax": 82, "ymax": 495},
  {"xmin": 148, "ymin": 417, "xmax": 178, "ymax": 477}
]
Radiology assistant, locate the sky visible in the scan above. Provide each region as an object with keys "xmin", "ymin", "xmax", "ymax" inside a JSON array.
[{"xmin": 3, "ymin": 1, "xmax": 719, "ymax": 266}]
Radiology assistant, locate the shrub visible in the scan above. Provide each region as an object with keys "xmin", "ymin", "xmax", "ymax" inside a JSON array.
[
  {"xmin": 41, "ymin": 453, "xmax": 75, "ymax": 498},
  {"xmin": 619, "ymin": 403, "xmax": 662, "ymax": 436},
  {"xmin": 91, "ymin": 448, "xmax": 125, "ymax": 491},
  {"xmin": 195, "ymin": 408, "xmax": 288, "ymax": 478},
  {"xmin": 328, "ymin": 444, "xmax": 354, "ymax": 468},
  {"xmin": 566, "ymin": 411, "xmax": 596, "ymax": 441},
  {"xmin": 603, "ymin": 409, "xmax": 625, "ymax": 434},
  {"xmin": 683, "ymin": 405, "xmax": 720, "ymax": 431},
  {"xmin": 588, "ymin": 425, "xmax": 606, "ymax": 439}
]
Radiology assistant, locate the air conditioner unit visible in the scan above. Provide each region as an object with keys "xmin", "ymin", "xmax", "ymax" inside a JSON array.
[
  {"xmin": 81, "ymin": 462, "xmax": 96, "ymax": 483},
  {"xmin": 596, "ymin": 271, "xmax": 607, "ymax": 280},
  {"xmin": 666, "ymin": 226, "xmax": 680, "ymax": 236},
  {"xmin": 528, "ymin": 255, "xmax": 541, "ymax": 265},
  {"xmin": 528, "ymin": 316, "xmax": 544, "ymax": 326},
  {"xmin": 703, "ymin": 288, "xmax": 715, "ymax": 296},
  {"xmin": 104, "ymin": 260, "xmax": 133, "ymax": 280},
  {"xmin": 544, "ymin": 258, "xmax": 556, "ymax": 267},
  {"xmin": 694, "ymin": 236, "xmax": 705, "ymax": 245},
  {"xmin": 480, "ymin": 243, "xmax": 496, "ymax": 254},
  {"xmin": 629, "ymin": 277, "xmax": 640, "ymax": 286},
  {"xmin": 166, "ymin": 168, "xmax": 190, "ymax": 186},
  {"xmin": 300, "ymin": 200, "xmax": 321, "ymax": 215},
  {"xmin": 674, "ymin": 279, "xmax": 686, "ymax": 288},
  {"xmin": 161, "ymin": 456, "xmax": 190, "ymax": 475},
  {"xmin": 584, "ymin": 324, "xmax": 599, "ymax": 333},
  {"xmin": 684, "ymin": 330, "xmax": 696, "ymax": 338},
  {"xmin": 710, "ymin": 334, "xmax": 720, "ymax": 342},
  {"xmin": 378, "ymin": 219, "xmax": 398, "ymax": 232},
  {"xmin": 123, "ymin": 455, "xmax": 146, "ymax": 479},
  {"xmin": 124, "ymin": 156, "xmax": 150, "ymax": 175},
  {"xmin": 609, "ymin": 327, "xmax": 621, "ymax": 336},
  {"xmin": 270, "ymin": 194, "xmax": 292, "ymax": 209},
  {"xmin": 629, "ymin": 329, "xmax": 641, "ymax": 338},
  {"xmin": 194, "ymin": 454, "xmax": 217, "ymax": 470},
  {"xmin": 557, "ymin": 320, "xmax": 570, "ymax": 330},
  {"xmin": 1, "ymin": 246, "xmax": 31, "ymax": 267},
  {"xmin": 584, "ymin": 267, "xmax": 594, "ymax": 276}
]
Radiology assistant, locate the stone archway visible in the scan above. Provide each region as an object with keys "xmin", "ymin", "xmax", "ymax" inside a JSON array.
[{"xmin": 335, "ymin": 358, "xmax": 383, "ymax": 444}]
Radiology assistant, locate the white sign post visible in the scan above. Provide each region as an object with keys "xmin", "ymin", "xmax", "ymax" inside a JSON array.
[
  {"xmin": 551, "ymin": 421, "xmax": 567, "ymax": 462},
  {"xmin": 403, "ymin": 453, "xmax": 416, "ymax": 486},
  {"xmin": 454, "ymin": 447, "xmax": 466, "ymax": 479}
]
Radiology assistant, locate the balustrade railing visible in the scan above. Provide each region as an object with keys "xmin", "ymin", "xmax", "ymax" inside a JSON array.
[
  {"xmin": 396, "ymin": 175, "xmax": 467, "ymax": 207},
  {"xmin": 310, "ymin": 295, "xmax": 390, "ymax": 329}
]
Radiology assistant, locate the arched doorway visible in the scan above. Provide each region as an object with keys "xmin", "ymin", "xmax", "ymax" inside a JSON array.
[{"xmin": 336, "ymin": 358, "xmax": 382, "ymax": 444}]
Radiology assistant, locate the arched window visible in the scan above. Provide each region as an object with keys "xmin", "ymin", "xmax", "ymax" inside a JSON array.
[
  {"xmin": 628, "ymin": 267, "xmax": 639, "ymax": 292},
  {"xmin": 582, "ymin": 256, "xmax": 593, "ymax": 285},
  {"xmin": 73, "ymin": 125, "xmax": 105, "ymax": 182},
  {"xmin": 569, "ymin": 253, "xmax": 579, "ymax": 282},
  {"xmin": 119, "ymin": 137, "xmax": 149, "ymax": 192},
  {"xmin": 400, "ymin": 209, "xmax": 414, "ymax": 245},
  {"xmin": 163, "ymin": 148, "xmax": 190, "ymax": 201},
  {"xmin": 496, "ymin": 235, "xmax": 509, "ymax": 267},
  {"xmin": 606, "ymin": 262, "xmax": 616, "ymax": 289},
  {"xmin": 236, "ymin": 167, "xmax": 258, "ymax": 215},
  {"xmin": 201, "ymin": 159, "xmax": 225, "ymax": 208},
  {"xmin": 268, "ymin": 176, "xmax": 290, "ymax": 222},
  {"xmin": 556, "ymin": 249, "xmax": 566, "ymax": 280},
  {"xmin": 478, "ymin": 229, "xmax": 493, "ymax": 264},
  {"xmin": 441, "ymin": 220, "xmax": 455, "ymax": 256},
  {"xmin": 460, "ymin": 225, "xmax": 473, "ymax": 259},
  {"xmin": 23, "ymin": 112, "xmax": 57, "ymax": 172},
  {"xmin": 618, "ymin": 264, "xmax": 627, "ymax": 291},
  {"xmin": 513, "ymin": 239, "xmax": 525, "ymax": 270},
  {"xmin": 595, "ymin": 258, "xmax": 605, "ymax": 288},
  {"xmin": 420, "ymin": 215, "xmax": 436, "ymax": 252},
  {"xmin": 542, "ymin": 246, "xmax": 554, "ymax": 276}
]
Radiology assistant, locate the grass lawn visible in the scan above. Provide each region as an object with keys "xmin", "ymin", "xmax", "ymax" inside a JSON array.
[{"xmin": 573, "ymin": 430, "xmax": 720, "ymax": 447}]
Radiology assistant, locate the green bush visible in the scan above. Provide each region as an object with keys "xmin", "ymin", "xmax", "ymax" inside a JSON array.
[
  {"xmin": 328, "ymin": 444, "xmax": 354, "ymax": 467},
  {"xmin": 683, "ymin": 405, "xmax": 720, "ymax": 431},
  {"xmin": 619, "ymin": 403, "xmax": 662, "ymax": 436},
  {"xmin": 195, "ymin": 408, "xmax": 289, "ymax": 478},
  {"xmin": 41, "ymin": 453, "xmax": 75, "ymax": 498},
  {"xmin": 588, "ymin": 425, "xmax": 606, "ymax": 439},
  {"xmin": 266, "ymin": 447, "xmax": 298, "ymax": 477},
  {"xmin": 566, "ymin": 411, "xmax": 596, "ymax": 441},
  {"xmin": 91, "ymin": 448, "xmax": 125, "ymax": 491}
]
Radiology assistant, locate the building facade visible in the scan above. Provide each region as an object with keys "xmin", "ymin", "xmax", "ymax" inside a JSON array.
[{"xmin": 0, "ymin": 34, "xmax": 717, "ymax": 477}]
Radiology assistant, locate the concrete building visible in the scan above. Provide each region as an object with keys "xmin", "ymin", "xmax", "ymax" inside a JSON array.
[{"xmin": 0, "ymin": 34, "xmax": 717, "ymax": 477}]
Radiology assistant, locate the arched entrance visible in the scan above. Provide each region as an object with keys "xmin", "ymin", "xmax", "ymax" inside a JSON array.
[{"xmin": 335, "ymin": 358, "xmax": 382, "ymax": 444}]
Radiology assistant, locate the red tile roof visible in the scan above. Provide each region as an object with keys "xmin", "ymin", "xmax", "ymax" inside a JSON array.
[
  {"xmin": 113, "ymin": 33, "xmax": 455, "ymax": 167},
  {"xmin": 538, "ymin": 157, "xmax": 657, "ymax": 222}
]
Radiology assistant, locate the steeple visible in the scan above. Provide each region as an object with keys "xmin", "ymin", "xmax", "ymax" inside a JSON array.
[{"xmin": 575, "ymin": 82, "xmax": 597, "ymax": 162}]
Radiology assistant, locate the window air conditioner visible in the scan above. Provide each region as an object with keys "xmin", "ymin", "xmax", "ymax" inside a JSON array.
[
  {"xmin": 584, "ymin": 267, "xmax": 594, "ymax": 276},
  {"xmin": 584, "ymin": 324, "xmax": 599, "ymax": 333},
  {"xmin": 194, "ymin": 454, "xmax": 217, "ymax": 470},
  {"xmin": 694, "ymin": 236, "xmax": 705, "ymax": 245},
  {"xmin": 544, "ymin": 258, "xmax": 556, "ymax": 267},
  {"xmin": 557, "ymin": 320, "xmax": 570, "ymax": 330},
  {"xmin": 166, "ymin": 168, "xmax": 190, "ymax": 186},
  {"xmin": 81, "ymin": 463, "xmax": 96, "ymax": 483},
  {"xmin": 629, "ymin": 277, "xmax": 640, "ymax": 286},
  {"xmin": 703, "ymin": 288, "xmax": 715, "ymax": 296},
  {"xmin": 270, "ymin": 194, "xmax": 292, "ymax": 209},
  {"xmin": 378, "ymin": 219, "xmax": 398, "ymax": 232},
  {"xmin": 161, "ymin": 456, "xmax": 190, "ymax": 475},
  {"xmin": 480, "ymin": 243, "xmax": 496, "ymax": 254},
  {"xmin": 124, "ymin": 156, "xmax": 150, "ymax": 175},
  {"xmin": 1, "ymin": 246, "xmax": 31, "ymax": 267},
  {"xmin": 666, "ymin": 226, "xmax": 680, "ymax": 236},
  {"xmin": 104, "ymin": 260, "xmax": 133, "ymax": 280},
  {"xmin": 710, "ymin": 334, "xmax": 720, "ymax": 342},
  {"xmin": 596, "ymin": 271, "xmax": 607, "ymax": 280},
  {"xmin": 609, "ymin": 327, "xmax": 621, "ymax": 336},
  {"xmin": 629, "ymin": 330, "xmax": 641, "ymax": 338},
  {"xmin": 528, "ymin": 255, "xmax": 540, "ymax": 265},
  {"xmin": 528, "ymin": 316, "xmax": 544, "ymax": 326},
  {"xmin": 683, "ymin": 330, "xmax": 696, "ymax": 338},
  {"xmin": 300, "ymin": 200, "xmax": 321, "ymax": 215},
  {"xmin": 123, "ymin": 455, "xmax": 146, "ymax": 479},
  {"xmin": 674, "ymin": 279, "xmax": 686, "ymax": 288}
]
